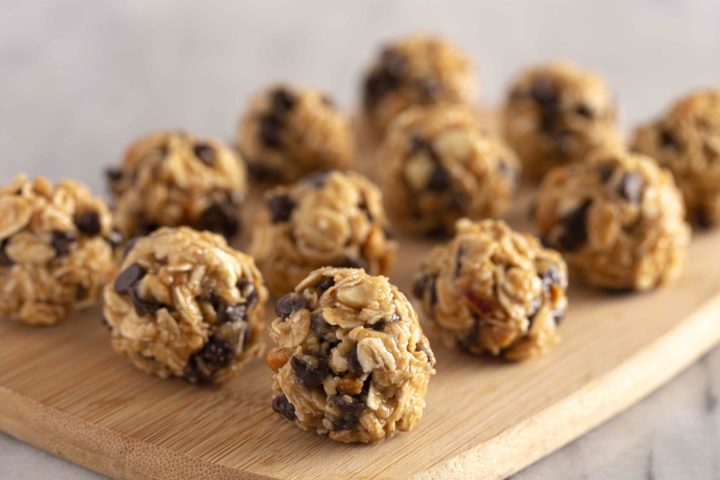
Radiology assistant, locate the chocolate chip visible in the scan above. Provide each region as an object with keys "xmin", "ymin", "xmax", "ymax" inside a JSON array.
[
  {"xmin": 575, "ymin": 104, "xmax": 594, "ymax": 118},
  {"xmin": 427, "ymin": 165, "xmax": 451, "ymax": 192},
  {"xmin": 557, "ymin": 200, "xmax": 592, "ymax": 252},
  {"xmin": 530, "ymin": 78, "xmax": 558, "ymax": 107},
  {"xmin": 310, "ymin": 310, "xmax": 329, "ymax": 333},
  {"xmin": 137, "ymin": 222, "xmax": 161, "ymax": 236},
  {"xmin": 316, "ymin": 276, "xmax": 335, "ymax": 294},
  {"xmin": 106, "ymin": 168, "xmax": 123, "ymax": 183},
  {"xmin": 0, "ymin": 239, "xmax": 13, "ymax": 267},
  {"xmin": 695, "ymin": 205, "xmax": 714, "ymax": 229},
  {"xmin": 275, "ymin": 293, "xmax": 307, "ymax": 318},
  {"xmin": 114, "ymin": 262, "xmax": 146, "ymax": 294},
  {"xmin": 198, "ymin": 336, "xmax": 235, "ymax": 368},
  {"xmin": 101, "ymin": 315, "xmax": 111, "ymax": 330},
  {"xmin": 272, "ymin": 395, "xmax": 296, "ymax": 421},
  {"xmin": 412, "ymin": 275, "xmax": 428, "ymax": 299},
  {"xmin": 340, "ymin": 256, "xmax": 369, "ymax": 271},
  {"xmin": 123, "ymin": 236, "xmax": 140, "ymax": 259},
  {"xmin": 129, "ymin": 287, "xmax": 164, "ymax": 316},
  {"xmin": 51, "ymin": 231, "xmax": 77, "ymax": 257},
  {"xmin": 331, "ymin": 394, "xmax": 366, "ymax": 414},
  {"xmin": 597, "ymin": 163, "xmax": 615, "ymax": 183},
  {"xmin": 193, "ymin": 143, "xmax": 216, "ymax": 166},
  {"xmin": 425, "ymin": 225, "xmax": 450, "ymax": 238},
  {"xmin": 268, "ymin": 194, "xmax": 296, "ymax": 223},
  {"xmin": 74, "ymin": 210, "xmax": 102, "ymax": 236},
  {"xmin": 270, "ymin": 88, "xmax": 296, "ymax": 114},
  {"xmin": 290, "ymin": 355, "xmax": 329, "ymax": 388},
  {"xmin": 259, "ymin": 114, "xmax": 284, "ymax": 148},
  {"xmin": 617, "ymin": 172, "xmax": 644, "ymax": 203},
  {"xmin": 198, "ymin": 202, "xmax": 239, "ymax": 239},
  {"xmin": 346, "ymin": 346, "xmax": 364, "ymax": 377},
  {"xmin": 408, "ymin": 135, "xmax": 432, "ymax": 155},
  {"xmin": 363, "ymin": 70, "xmax": 393, "ymax": 109},
  {"xmin": 660, "ymin": 129, "xmax": 680, "ymax": 150},
  {"xmin": 417, "ymin": 77, "xmax": 441, "ymax": 101}
]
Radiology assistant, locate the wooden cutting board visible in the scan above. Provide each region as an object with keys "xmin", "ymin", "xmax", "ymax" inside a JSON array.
[{"xmin": 2, "ymin": 112, "xmax": 720, "ymax": 479}]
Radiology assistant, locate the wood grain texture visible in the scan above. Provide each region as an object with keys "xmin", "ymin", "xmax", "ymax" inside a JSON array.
[{"xmin": 2, "ymin": 114, "xmax": 720, "ymax": 479}]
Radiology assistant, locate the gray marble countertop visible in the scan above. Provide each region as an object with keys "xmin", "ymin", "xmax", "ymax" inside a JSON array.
[{"xmin": 0, "ymin": 1, "xmax": 719, "ymax": 478}]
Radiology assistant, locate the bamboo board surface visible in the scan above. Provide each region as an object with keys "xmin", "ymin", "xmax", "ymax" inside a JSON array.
[{"xmin": 1, "ymin": 112, "xmax": 720, "ymax": 479}]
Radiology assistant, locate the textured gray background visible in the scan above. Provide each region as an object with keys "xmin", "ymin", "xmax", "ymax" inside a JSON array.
[{"xmin": 1, "ymin": 1, "xmax": 719, "ymax": 479}]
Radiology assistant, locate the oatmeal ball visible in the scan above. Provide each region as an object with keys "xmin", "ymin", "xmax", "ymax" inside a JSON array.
[
  {"xmin": 503, "ymin": 62, "xmax": 623, "ymax": 180},
  {"xmin": 266, "ymin": 267, "xmax": 436, "ymax": 443},
  {"xmin": 413, "ymin": 219, "xmax": 567, "ymax": 361},
  {"xmin": 237, "ymin": 84, "xmax": 355, "ymax": 184},
  {"xmin": 382, "ymin": 104, "xmax": 520, "ymax": 236},
  {"xmin": 250, "ymin": 170, "xmax": 396, "ymax": 296},
  {"xmin": 362, "ymin": 35, "xmax": 476, "ymax": 135},
  {"xmin": 0, "ymin": 176, "xmax": 121, "ymax": 325},
  {"xmin": 535, "ymin": 149, "xmax": 690, "ymax": 290},
  {"xmin": 102, "ymin": 227, "xmax": 267, "ymax": 384},
  {"xmin": 107, "ymin": 131, "xmax": 246, "ymax": 239},
  {"xmin": 632, "ymin": 89, "xmax": 720, "ymax": 227}
]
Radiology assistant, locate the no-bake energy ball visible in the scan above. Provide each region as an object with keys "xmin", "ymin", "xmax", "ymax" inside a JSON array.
[
  {"xmin": 266, "ymin": 267, "xmax": 436, "ymax": 443},
  {"xmin": 0, "ymin": 176, "xmax": 121, "ymax": 325},
  {"xmin": 250, "ymin": 170, "xmax": 397, "ymax": 296},
  {"xmin": 362, "ymin": 35, "xmax": 476, "ymax": 135},
  {"xmin": 103, "ymin": 227, "xmax": 267, "ymax": 384},
  {"xmin": 535, "ymin": 149, "xmax": 690, "ymax": 290},
  {"xmin": 632, "ymin": 89, "xmax": 720, "ymax": 227},
  {"xmin": 382, "ymin": 104, "xmax": 520, "ymax": 236},
  {"xmin": 413, "ymin": 219, "xmax": 568, "ymax": 361},
  {"xmin": 237, "ymin": 85, "xmax": 355, "ymax": 184},
  {"xmin": 503, "ymin": 62, "xmax": 622, "ymax": 180},
  {"xmin": 107, "ymin": 131, "xmax": 246, "ymax": 240}
]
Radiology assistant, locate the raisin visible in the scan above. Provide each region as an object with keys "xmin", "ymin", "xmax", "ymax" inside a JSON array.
[
  {"xmin": 346, "ymin": 346, "xmax": 364, "ymax": 377},
  {"xmin": 331, "ymin": 394, "xmax": 366, "ymax": 415},
  {"xmin": 275, "ymin": 293, "xmax": 306, "ymax": 318},
  {"xmin": 316, "ymin": 276, "xmax": 335, "ymax": 294},
  {"xmin": 74, "ymin": 210, "xmax": 102, "ymax": 236},
  {"xmin": 272, "ymin": 395, "xmax": 296, "ymax": 421},
  {"xmin": 290, "ymin": 355, "xmax": 329, "ymax": 388},
  {"xmin": 217, "ymin": 303, "xmax": 247, "ymax": 324}
]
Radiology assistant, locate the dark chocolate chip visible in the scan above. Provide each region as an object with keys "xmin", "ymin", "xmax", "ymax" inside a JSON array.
[
  {"xmin": 248, "ymin": 163, "xmax": 281, "ymax": 181},
  {"xmin": 74, "ymin": 210, "xmax": 102, "ymax": 236},
  {"xmin": 303, "ymin": 170, "xmax": 332, "ymax": 188},
  {"xmin": 123, "ymin": 236, "xmax": 140, "ymax": 259},
  {"xmin": 275, "ymin": 293, "xmax": 307, "ymax": 318},
  {"xmin": 198, "ymin": 202, "xmax": 240, "ymax": 239},
  {"xmin": 184, "ymin": 336, "xmax": 236, "ymax": 384},
  {"xmin": 105, "ymin": 168, "xmax": 123, "ymax": 183},
  {"xmin": 363, "ymin": 70, "xmax": 393, "ymax": 109},
  {"xmin": 617, "ymin": 172, "xmax": 645, "ymax": 203},
  {"xmin": 331, "ymin": 394, "xmax": 366, "ymax": 414},
  {"xmin": 427, "ymin": 165, "xmax": 451, "ymax": 192},
  {"xmin": 0, "ymin": 239, "xmax": 13, "ymax": 267},
  {"xmin": 339, "ymin": 255, "xmax": 369, "ymax": 271},
  {"xmin": 310, "ymin": 310, "xmax": 329, "ymax": 334},
  {"xmin": 268, "ymin": 194, "xmax": 296, "ymax": 223},
  {"xmin": 660, "ymin": 129, "xmax": 680, "ymax": 150},
  {"xmin": 455, "ymin": 245, "xmax": 465, "ymax": 277},
  {"xmin": 114, "ymin": 262, "xmax": 146, "ymax": 294},
  {"xmin": 412, "ymin": 275, "xmax": 428, "ymax": 300},
  {"xmin": 371, "ymin": 319, "xmax": 386, "ymax": 331},
  {"xmin": 270, "ymin": 88, "xmax": 296, "ymax": 114},
  {"xmin": 272, "ymin": 395, "xmax": 296, "ymax": 421},
  {"xmin": 333, "ymin": 414, "xmax": 360, "ymax": 430},
  {"xmin": 193, "ymin": 143, "xmax": 216, "ymax": 166},
  {"xmin": 408, "ymin": 135, "xmax": 432, "ymax": 155},
  {"xmin": 575, "ymin": 103, "xmax": 595, "ymax": 118},
  {"xmin": 425, "ymin": 225, "xmax": 450, "ymax": 238},
  {"xmin": 346, "ymin": 346, "xmax": 364, "ymax": 377},
  {"xmin": 530, "ymin": 78, "xmax": 558, "ymax": 107},
  {"xmin": 695, "ymin": 205, "xmax": 714, "ymax": 229},
  {"xmin": 290, "ymin": 355, "xmax": 329, "ymax": 388},
  {"xmin": 100, "ymin": 315, "xmax": 111, "ymax": 330},
  {"xmin": 129, "ymin": 287, "xmax": 164, "ymax": 316},
  {"xmin": 259, "ymin": 114, "xmax": 284, "ymax": 148},
  {"xmin": 557, "ymin": 200, "xmax": 592, "ymax": 252},
  {"xmin": 316, "ymin": 276, "xmax": 335, "ymax": 294},
  {"xmin": 75, "ymin": 284, "xmax": 88, "ymax": 301},
  {"xmin": 381, "ymin": 48, "xmax": 408, "ymax": 79},
  {"xmin": 51, "ymin": 231, "xmax": 77, "ymax": 257},
  {"xmin": 417, "ymin": 77, "xmax": 441, "ymax": 101}
]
